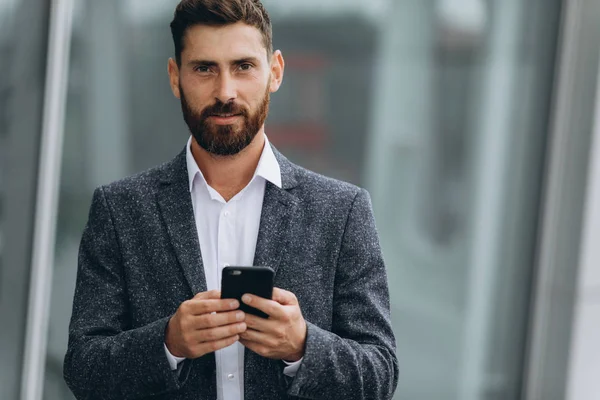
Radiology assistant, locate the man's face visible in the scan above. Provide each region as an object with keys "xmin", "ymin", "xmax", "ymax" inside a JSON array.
[{"xmin": 168, "ymin": 22, "xmax": 283, "ymax": 156}]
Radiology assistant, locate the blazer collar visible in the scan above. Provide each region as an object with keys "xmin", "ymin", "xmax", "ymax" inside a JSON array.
[
  {"xmin": 271, "ymin": 145, "xmax": 300, "ymax": 190},
  {"xmin": 185, "ymin": 135, "xmax": 283, "ymax": 193},
  {"xmin": 160, "ymin": 143, "xmax": 300, "ymax": 190}
]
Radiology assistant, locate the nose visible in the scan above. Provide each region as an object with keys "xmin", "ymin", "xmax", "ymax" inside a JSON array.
[{"xmin": 215, "ymin": 71, "xmax": 237, "ymax": 104}]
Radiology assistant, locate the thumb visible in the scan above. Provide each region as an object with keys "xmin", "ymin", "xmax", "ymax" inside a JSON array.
[{"xmin": 272, "ymin": 288, "xmax": 297, "ymax": 305}]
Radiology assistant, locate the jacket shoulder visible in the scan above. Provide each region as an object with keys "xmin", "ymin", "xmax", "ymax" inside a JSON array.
[{"xmin": 291, "ymin": 163, "xmax": 364, "ymax": 204}]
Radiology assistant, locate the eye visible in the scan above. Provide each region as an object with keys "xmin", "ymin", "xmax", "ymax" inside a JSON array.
[
  {"xmin": 239, "ymin": 63, "xmax": 253, "ymax": 71},
  {"xmin": 194, "ymin": 65, "xmax": 211, "ymax": 73}
]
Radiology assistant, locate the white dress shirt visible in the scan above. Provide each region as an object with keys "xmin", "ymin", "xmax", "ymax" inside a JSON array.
[{"xmin": 163, "ymin": 135, "xmax": 301, "ymax": 400}]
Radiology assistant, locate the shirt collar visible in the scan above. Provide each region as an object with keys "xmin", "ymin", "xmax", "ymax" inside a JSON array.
[{"xmin": 185, "ymin": 134, "xmax": 282, "ymax": 193}]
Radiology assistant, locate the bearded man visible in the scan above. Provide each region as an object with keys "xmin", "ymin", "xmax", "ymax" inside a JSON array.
[{"xmin": 64, "ymin": 1, "xmax": 398, "ymax": 399}]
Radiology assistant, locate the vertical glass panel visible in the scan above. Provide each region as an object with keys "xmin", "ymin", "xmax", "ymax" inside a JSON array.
[
  {"xmin": 366, "ymin": 1, "xmax": 562, "ymax": 398},
  {"xmin": 0, "ymin": 0, "xmax": 10, "ymax": 270},
  {"xmin": 0, "ymin": 0, "xmax": 49, "ymax": 398},
  {"xmin": 46, "ymin": 0, "xmax": 562, "ymax": 399}
]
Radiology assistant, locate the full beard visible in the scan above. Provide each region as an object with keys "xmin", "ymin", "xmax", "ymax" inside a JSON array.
[{"xmin": 179, "ymin": 85, "xmax": 270, "ymax": 157}]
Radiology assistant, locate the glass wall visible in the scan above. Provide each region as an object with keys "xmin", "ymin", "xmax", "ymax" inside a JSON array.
[
  {"xmin": 44, "ymin": 0, "xmax": 562, "ymax": 398},
  {"xmin": 0, "ymin": 0, "xmax": 49, "ymax": 398},
  {"xmin": 369, "ymin": 1, "xmax": 562, "ymax": 397}
]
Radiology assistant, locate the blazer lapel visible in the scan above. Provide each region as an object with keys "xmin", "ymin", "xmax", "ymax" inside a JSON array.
[
  {"xmin": 252, "ymin": 146, "xmax": 301, "ymax": 277},
  {"xmin": 246, "ymin": 146, "xmax": 302, "ymax": 398},
  {"xmin": 157, "ymin": 150, "xmax": 207, "ymax": 295},
  {"xmin": 252, "ymin": 182, "xmax": 299, "ymax": 276}
]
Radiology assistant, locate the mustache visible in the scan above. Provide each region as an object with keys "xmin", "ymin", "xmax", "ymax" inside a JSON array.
[{"xmin": 200, "ymin": 100, "xmax": 248, "ymax": 118}]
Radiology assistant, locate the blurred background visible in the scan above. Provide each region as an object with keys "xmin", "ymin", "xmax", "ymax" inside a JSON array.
[{"xmin": 1, "ymin": 0, "xmax": 600, "ymax": 399}]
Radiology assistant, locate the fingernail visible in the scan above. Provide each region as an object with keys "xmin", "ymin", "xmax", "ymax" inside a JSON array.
[
  {"xmin": 242, "ymin": 294, "xmax": 251, "ymax": 304},
  {"xmin": 230, "ymin": 300, "xmax": 239, "ymax": 308},
  {"xmin": 236, "ymin": 311, "xmax": 244, "ymax": 321},
  {"xmin": 239, "ymin": 323, "xmax": 247, "ymax": 332}
]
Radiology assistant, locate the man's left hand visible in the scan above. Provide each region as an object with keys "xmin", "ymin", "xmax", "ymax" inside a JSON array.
[{"xmin": 239, "ymin": 288, "xmax": 307, "ymax": 362}]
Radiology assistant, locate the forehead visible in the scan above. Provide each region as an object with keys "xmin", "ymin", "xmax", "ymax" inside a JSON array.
[{"xmin": 182, "ymin": 22, "xmax": 268, "ymax": 63}]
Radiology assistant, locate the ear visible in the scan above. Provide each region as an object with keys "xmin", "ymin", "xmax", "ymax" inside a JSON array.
[
  {"xmin": 168, "ymin": 58, "xmax": 181, "ymax": 99},
  {"xmin": 269, "ymin": 50, "xmax": 285, "ymax": 94}
]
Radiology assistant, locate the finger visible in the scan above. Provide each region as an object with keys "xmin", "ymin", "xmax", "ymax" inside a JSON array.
[
  {"xmin": 193, "ymin": 290, "xmax": 221, "ymax": 300},
  {"xmin": 239, "ymin": 328, "xmax": 272, "ymax": 344},
  {"xmin": 191, "ymin": 310, "xmax": 245, "ymax": 330},
  {"xmin": 186, "ymin": 299, "xmax": 240, "ymax": 315},
  {"xmin": 197, "ymin": 334, "xmax": 240, "ymax": 356},
  {"xmin": 239, "ymin": 338, "xmax": 263, "ymax": 355},
  {"xmin": 244, "ymin": 313, "xmax": 277, "ymax": 333},
  {"xmin": 196, "ymin": 322, "xmax": 247, "ymax": 343},
  {"xmin": 241, "ymin": 294, "xmax": 285, "ymax": 318},
  {"xmin": 272, "ymin": 288, "xmax": 298, "ymax": 305}
]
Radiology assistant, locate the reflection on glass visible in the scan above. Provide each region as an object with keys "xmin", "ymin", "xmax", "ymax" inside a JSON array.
[
  {"xmin": 0, "ymin": 0, "xmax": 18, "ymax": 278},
  {"xmin": 46, "ymin": 0, "xmax": 562, "ymax": 399},
  {"xmin": 368, "ymin": 1, "xmax": 561, "ymax": 398}
]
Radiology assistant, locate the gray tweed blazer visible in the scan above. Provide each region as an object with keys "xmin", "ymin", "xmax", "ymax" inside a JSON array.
[{"xmin": 64, "ymin": 145, "xmax": 398, "ymax": 399}]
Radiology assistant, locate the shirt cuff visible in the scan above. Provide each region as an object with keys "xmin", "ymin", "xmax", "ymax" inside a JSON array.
[
  {"xmin": 282, "ymin": 357, "xmax": 303, "ymax": 377},
  {"xmin": 164, "ymin": 343, "xmax": 186, "ymax": 371}
]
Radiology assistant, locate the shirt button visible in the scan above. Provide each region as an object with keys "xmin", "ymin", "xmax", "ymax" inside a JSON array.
[
  {"xmin": 227, "ymin": 373, "xmax": 235, "ymax": 380},
  {"xmin": 223, "ymin": 211, "xmax": 230, "ymax": 217}
]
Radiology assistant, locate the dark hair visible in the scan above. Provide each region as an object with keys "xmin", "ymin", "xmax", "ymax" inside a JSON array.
[{"xmin": 170, "ymin": 0, "xmax": 273, "ymax": 66}]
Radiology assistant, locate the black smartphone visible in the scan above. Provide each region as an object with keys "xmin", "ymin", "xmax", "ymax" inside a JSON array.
[{"xmin": 221, "ymin": 266, "xmax": 274, "ymax": 318}]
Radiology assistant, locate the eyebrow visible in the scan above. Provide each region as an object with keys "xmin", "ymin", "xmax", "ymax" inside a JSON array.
[{"xmin": 188, "ymin": 57, "xmax": 261, "ymax": 67}]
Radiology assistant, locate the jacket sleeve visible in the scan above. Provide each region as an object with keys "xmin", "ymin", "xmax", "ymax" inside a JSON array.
[
  {"xmin": 63, "ymin": 187, "xmax": 192, "ymax": 399},
  {"xmin": 287, "ymin": 189, "xmax": 399, "ymax": 400}
]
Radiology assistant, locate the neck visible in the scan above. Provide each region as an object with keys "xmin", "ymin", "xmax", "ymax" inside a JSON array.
[{"xmin": 191, "ymin": 131, "xmax": 266, "ymax": 201}]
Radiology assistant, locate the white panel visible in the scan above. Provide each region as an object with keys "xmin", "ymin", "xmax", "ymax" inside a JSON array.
[
  {"xmin": 576, "ymin": 96, "xmax": 600, "ymax": 292},
  {"xmin": 567, "ymin": 302, "xmax": 600, "ymax": 400},
  {"xmin": 566, "ymin": 37, "xmax": 600, "ymax": 400}
]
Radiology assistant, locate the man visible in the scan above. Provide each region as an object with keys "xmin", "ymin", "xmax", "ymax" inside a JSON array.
[{"xmin": 63, "ymin": 0, "xmax": 398, "ymax": 399}]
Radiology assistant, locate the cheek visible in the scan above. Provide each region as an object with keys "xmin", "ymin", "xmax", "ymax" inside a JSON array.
[
  {"xmin": 181, "ymin": 82, "xmax": 211, "ymax": 108},
  {"xmin": 240, "ymin": 80, "xmax": 269, "ymax": 106},
  {"xmin": 181, "ymin": 72, "xmax": 210, "ymax": 94}
]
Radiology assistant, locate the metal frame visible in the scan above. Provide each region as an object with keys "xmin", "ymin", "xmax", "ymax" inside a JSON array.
[
  {"xmin": 20, "ymin": 0, "xmax": 74, "ymax": 398},
  {"xmin": 523, "ymin": 0, "xmax": 600, "ymax": 399}
]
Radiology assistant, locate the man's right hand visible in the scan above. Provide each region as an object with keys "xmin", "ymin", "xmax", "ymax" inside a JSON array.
[{"xmin": 165, "ymin": 290, "xmax": 246, "ymax": 359}]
